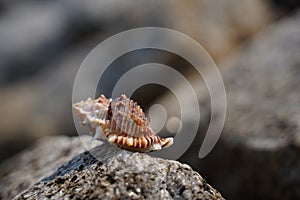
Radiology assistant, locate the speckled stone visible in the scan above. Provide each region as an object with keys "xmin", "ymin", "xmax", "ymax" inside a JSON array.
[
  {"xmin": 0, "ymin": 136, "xmax": 101, "ymax": 199},
  {"xmin": 10, "ymin": 137, "xmax": 224, "ymax": 200}
]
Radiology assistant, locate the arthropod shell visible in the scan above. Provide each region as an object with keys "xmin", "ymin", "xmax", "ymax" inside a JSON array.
[{"xmin": 73, "ymin": 94, "xmax": 173, "ymax": 152}]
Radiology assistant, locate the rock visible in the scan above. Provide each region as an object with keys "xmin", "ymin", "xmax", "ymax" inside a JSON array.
[
  {"xmin": 0, "ymin": 136, "xmax": 224, "ymax": 200},
  {"xmin": 194, "ymin": 9, "xmax": 300, "ymax": 200},
  {"xmin": 0, "ymin": 136, "xmax": 101, "ymax": 199},
  {"xmin": 145, "ymin": 8, "xmax": 300, "ymax": 200}
]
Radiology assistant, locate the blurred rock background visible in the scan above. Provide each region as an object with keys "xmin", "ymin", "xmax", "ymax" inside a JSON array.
[{"xmin": 0, "ymin": 0, "xmax": 299, "ymax": 199}]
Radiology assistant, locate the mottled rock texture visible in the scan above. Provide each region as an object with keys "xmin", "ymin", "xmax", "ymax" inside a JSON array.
[
  {"xmin": 0, "ymin": 136, "xmax": 100, "ymax": 199},
  {"xmin": 0, "ymin": 136, "xmax": 224, "ymax": 200}
]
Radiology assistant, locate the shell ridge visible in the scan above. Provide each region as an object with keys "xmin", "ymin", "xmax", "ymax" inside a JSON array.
[{"xmin": 73, "ymin": 94, "xmax": 174, "ymax": 152}]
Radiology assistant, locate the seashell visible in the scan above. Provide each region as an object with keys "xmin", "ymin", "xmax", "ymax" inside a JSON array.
[{"xmin": 73, "ymin": 94, "xmax": 173, "ymax": 152}]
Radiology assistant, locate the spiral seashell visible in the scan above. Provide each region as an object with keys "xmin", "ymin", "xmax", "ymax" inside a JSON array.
[{"xmin": 73, "ymin": 94, "xmax": 173, "ymax": 152}]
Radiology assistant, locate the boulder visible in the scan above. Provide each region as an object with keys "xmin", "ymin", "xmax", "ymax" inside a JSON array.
[
  {"xmin": 0, "ymin": 136, "xmax": 224, "ymax": 200},
  {"xmin": 0, "ymin": 136, "xmax": 100, "ymax": 199},
  {"xmin": 195, "ymin": 9, "xmax": 300, "ymax": 200}
]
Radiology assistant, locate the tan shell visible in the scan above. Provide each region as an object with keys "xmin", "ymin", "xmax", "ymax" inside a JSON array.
[{"xmin": 73, "ymin": 94, "xmax": 173, "ymax": 152}]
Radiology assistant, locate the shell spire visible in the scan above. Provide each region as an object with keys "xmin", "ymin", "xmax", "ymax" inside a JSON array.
[{"xmin": 73, "ymin": 94, "xmax": 173, "ymax": 152}]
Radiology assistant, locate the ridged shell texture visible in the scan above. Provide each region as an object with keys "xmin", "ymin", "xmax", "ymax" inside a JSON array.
[{"xmin": 73, "ymin": 94, "xmax": 173, "ymax": 152}]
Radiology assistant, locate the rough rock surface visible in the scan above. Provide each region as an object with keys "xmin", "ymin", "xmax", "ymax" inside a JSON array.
[
  {"xmin": 194, "ymin": 9, "xmax": 300, "ymax": 200},
  {"xmin": 0, "ymin": 136, "xmax": 101, "ymax": 199},
  {"xmin": 1, "ymin": 136, "xmax": 224, "ymax": 200}
]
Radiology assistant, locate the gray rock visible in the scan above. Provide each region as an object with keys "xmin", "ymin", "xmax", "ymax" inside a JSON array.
[
  {"xmin": 0, "ymin": 136, "xmax": 101, "ymax": 199},
  {"xmin": 195, "ymin": 9, "xmax": 300, "ymax": 200},
  {"xmin": 1, "ymin": 136, "xmax": 224, "ymax": 200}
]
